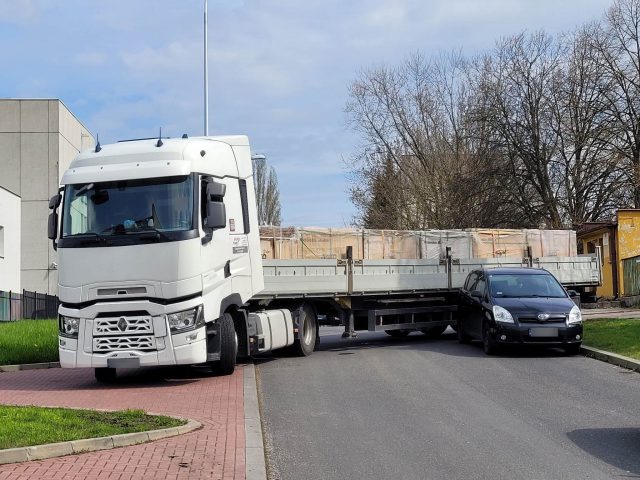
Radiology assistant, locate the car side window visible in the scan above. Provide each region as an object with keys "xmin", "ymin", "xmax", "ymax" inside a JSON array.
[
  {"xmin": 465, "ymin": 272, "xmax": 478, "ymax": 291},
  {"xmin": 475, "ymin": 275, "xmax": 487, "ymax": 297}
]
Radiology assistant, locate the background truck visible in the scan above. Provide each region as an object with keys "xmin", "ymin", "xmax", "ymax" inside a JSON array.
[{"xmin": 48, "ymin": 135, "xmax": 601, "ymax": 381}]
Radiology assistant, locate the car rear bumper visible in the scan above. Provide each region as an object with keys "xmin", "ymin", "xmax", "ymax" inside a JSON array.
[{"xmin": 490, "ymin": 322, "xmax": 583, "ymax": 346}]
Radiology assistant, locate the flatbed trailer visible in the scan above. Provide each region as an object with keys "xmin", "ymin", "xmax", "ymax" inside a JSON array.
[{"xmin": 252, "ymin": 248, "xmax": 601, "ymax": 337}]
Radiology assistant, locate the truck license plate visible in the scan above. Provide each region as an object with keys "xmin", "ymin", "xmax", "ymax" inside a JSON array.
[{"xmin": 529, "ymin": 327, "xmax": 558, "ymax": 338}]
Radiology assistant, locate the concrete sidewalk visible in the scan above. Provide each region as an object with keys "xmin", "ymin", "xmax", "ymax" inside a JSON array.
[
  {"xmin": 582, "ymin": 308, "xmax": 640, "ymax": 319},
  {"xmin": 0, "ymin": 366, "xmax": 248, "ymax": 480}
]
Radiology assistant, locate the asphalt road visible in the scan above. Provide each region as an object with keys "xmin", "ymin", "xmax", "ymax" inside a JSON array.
[{"xmin": 256, "ymin": 327, "xmax": 640, "ymax": 480}]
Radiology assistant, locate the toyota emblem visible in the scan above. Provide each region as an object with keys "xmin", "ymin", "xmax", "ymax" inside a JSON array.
[{"xmin": 537, "ymin": 313, "xmax": 550, "ymax": 321}]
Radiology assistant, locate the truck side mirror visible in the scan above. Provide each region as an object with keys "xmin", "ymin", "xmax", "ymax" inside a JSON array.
[
  {"xmin": 49, "ymin": 193, "xmax": 61, "ymax": 210},
  {"xmin": 470, "ymin": 290, "xmax": 483, "ymax": 300},
  {"xmin": 48, "ymin": 193, "xmax": 62, "ymax": 250},
  {"xmin": 202, "ymin": 179, "xmax": 226, "ymax": 243}
]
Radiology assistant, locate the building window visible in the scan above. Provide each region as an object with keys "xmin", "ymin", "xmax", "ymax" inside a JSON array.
[{"xmin": 0, "ymin": 225, "xmax": 4, "ymax": 258}]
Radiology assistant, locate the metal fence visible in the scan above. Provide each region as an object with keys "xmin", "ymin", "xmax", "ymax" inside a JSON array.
[{"xmin": 0, "ymin": 290, "xmax": 59, "ymax": 321}]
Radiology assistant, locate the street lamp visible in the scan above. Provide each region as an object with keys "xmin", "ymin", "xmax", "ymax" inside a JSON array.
[{"xmin": 204, "ymin": 0, "xmax": 209, "ymax": 136}]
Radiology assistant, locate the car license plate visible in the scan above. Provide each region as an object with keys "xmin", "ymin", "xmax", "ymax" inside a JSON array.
[{"xmin": 529, "ymin": 327, "xmax": 558, "ymax": 338}]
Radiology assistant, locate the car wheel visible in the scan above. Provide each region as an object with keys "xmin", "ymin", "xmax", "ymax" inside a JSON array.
[
  {"xmin": 385, "ymin": 329, "xmax": 411, "ymax": 338},
  {"xmin": 564, "ymin": 343, "xmax": 582, "ymax": 355},
  {"xmin": 482, "ymin": 323, "xmax": 499, "ymax": 355},
  {"xmin": 457, "ymin": 324, "xmax": 472, "ymax": 344}
]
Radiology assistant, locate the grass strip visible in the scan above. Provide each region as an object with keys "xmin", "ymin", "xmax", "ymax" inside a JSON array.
[
  {"xmin": 584, "ymin": 318, "xmax": 640, "ymax": 360},
  {"xmin": 0, "ymin": 405, "xmax": 185, "ymax": 449},
  {"xmin": 0, "ymin": 319, "xmax": 58, "ymax": 365}
]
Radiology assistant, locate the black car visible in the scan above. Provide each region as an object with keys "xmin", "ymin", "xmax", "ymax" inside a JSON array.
[{"xmin": 457, "ymin": 267, "xmax": 582, "ymax": 355}]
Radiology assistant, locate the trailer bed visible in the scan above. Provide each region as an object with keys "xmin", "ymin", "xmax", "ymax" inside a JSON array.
[{"xmin": 257, "ymin": 254, "xmax": 600, "ymax": 299}]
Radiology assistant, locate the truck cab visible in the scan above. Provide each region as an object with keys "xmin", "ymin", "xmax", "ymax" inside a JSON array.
[{"xmin": 50, "ymin": 136, "xmax": 268, "ymax": 380}]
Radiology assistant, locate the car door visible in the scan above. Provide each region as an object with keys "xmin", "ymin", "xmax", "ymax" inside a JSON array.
[
  {"xmin": 458, "ymin": 272, "xmax": 478, "ymax": 338},
  {"xmin": 467, "ymin": 273, "xmax": 488, "ymax": 339}
]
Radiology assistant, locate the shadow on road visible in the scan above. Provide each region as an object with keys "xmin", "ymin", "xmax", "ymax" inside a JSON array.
[
  {"xmin": 313, "ymin": 331, "xmax": 571, "ymax": 360},
  {"xmin": 568, "ymin": 427, "xmax": 640, "ymax": 476}
]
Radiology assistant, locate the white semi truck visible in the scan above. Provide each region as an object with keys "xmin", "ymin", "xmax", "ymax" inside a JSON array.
[{"xmin": 48, "ymin": 135, "xmax": 602, "ymax": 382}]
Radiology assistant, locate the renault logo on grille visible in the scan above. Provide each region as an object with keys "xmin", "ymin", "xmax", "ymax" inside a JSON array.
[
  {"xmin": 537, "ymin": 313, "xmax": 550, "ymax": 321},
  {"xmin": 117, "ymin": 317, "xmax": 128, "ymax": 332}
]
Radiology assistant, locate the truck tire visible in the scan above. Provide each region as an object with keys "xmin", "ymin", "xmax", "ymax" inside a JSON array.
[
  {"xmin": 292, "ymin": 304, "xmax": 317, "ymax": 357},
  {"xmin": 95, "ymin": 368, "xmax": 117, "ymax": 383},
  {"xmin": 420, "ymin": 325, "xmax": 447, "ymax": 339},
  {"xmin": 385, "ymin": 329, "xmax": 411, "ymax": 337},
  {"xmin": 212, "ymin": 313, "xmax": 237, "ymax": 375}
]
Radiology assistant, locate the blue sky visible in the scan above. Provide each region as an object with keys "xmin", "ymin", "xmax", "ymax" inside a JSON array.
[{"xmin": 0, "ymin": 0, "xmax": 612, "ymax": 226}]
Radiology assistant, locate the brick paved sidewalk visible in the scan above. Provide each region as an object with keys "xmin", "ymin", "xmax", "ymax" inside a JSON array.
[{"xmin": 0, "ymin": 366, "xmax": 246, "ymax": 480}]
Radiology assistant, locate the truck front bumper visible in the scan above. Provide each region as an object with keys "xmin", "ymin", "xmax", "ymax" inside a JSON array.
[{"xmin": 58, "ymin": 297, "xmax": 208, "ymax": 368}]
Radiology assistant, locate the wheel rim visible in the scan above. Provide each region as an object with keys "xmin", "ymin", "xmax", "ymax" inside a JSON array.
[{"xmin": 302, "ymin": 313, "xmax": 313, "ymax": 345}]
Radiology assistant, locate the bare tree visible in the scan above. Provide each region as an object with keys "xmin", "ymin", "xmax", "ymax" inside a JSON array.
[
  {"xmin": 589, "ymin": 0, "xmax": 640, "ymax": 207},
  {"xmin": 253, "ymin": 155, "xmax": 282, "ymax": 226}
]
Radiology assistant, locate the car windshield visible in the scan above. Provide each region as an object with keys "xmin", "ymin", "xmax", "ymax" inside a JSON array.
[
  {"xmin": 488, "ymin": 273, "xmax": 566, "ymax": 298},
  {"xmin": 62, "ymin": 176, "xmax": 193, "ymax": 237}
]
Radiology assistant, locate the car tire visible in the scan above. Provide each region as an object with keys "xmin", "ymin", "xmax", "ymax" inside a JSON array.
[
  {"xmin": 457, "ymin": 325, "xmax": 472, "ymax": 344},
  {"xmin": 482, "ymin": 323, "xmax": 499, "ymax": 355},
  {"xmin": 420, "ymin": 325, "xmax": 448, "ymax": 339},
  {"xmin": 292, "ymin": 304, "xmax": 317, "ymax": 357},
  {"xmin": 95, "ymin": 367, "xmax": 117, "ymax": 383},
  {"xmin": 212, "ymin": 313, "xmax": 237, "ymax": 375},
  {"xmin": 564, "ymin": 343, "xmax": 582, "ymax": 355},
  {"xmin": 385, "ymin": 329, "xmax": 411, "ymax": 338}
]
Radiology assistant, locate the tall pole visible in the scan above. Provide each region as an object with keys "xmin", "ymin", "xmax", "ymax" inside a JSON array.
[{"xmin": 204, "ymin": 0, "xmax": 209, "ymax": 136}]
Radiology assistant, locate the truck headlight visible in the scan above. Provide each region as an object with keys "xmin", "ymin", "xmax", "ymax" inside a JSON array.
[
  {"xmin": 567, "ymin": 305, "xmax": 582, "ymax": 325},
  {"xmin": 492, "ymin": 305, "xmax": 515, "ymax": 324},
  {"xmin": 59, "ymin": 315, "xmax": 80, "ymax": 338},
  {"xmin": 167, "ymin": 306, "xmax": 204, "ymax": 333}
]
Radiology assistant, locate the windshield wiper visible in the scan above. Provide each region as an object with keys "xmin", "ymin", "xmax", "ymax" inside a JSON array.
[
  {"xmin": 67, "ymin": 232, "xmax": 111, "ymax": 245},
  {"xmin": 136, "ymin": 227, "xmax": 171, "ymax": 242}
]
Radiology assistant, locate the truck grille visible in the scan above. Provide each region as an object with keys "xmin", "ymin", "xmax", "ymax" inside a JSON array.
[
  {"xmin": 93, "ymin": 335, "xmax": 156, "ymax": 352},
  {"xmin": 94, "ymin": 316, "xmax": 153, "ymax": 335}
]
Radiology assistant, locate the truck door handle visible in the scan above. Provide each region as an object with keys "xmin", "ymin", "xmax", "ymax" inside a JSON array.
[{"xmin": 224, "ymin": 261, "xmax": 231, "ymax": 278}]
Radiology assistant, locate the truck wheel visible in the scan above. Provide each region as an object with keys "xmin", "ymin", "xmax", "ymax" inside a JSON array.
[
  {"xmin": 292, "ymin": 304, "xmax": 317, "ymax": 357},
  {"xmin": 212, "ymin": 313, "xmax": 237, "ymax": 375},
  {"xmin": 420, "ymin": 325, "xmax": 447, "ymax": 339},
  {"xmin": 385, "ymin": 329, "xmax": 411, "ymax": 337},
  {"xmin": 95, "ymin": 368, "xmax": 117, "ymax": 383}
]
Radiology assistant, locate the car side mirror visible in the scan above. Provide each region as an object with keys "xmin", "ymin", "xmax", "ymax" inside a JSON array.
[
  {"xmin": 470, "ymin": 290, "xmax": 483, "ymax": 300},
  {"xmin": 567, "ymin": 290, "xmax": 579, "ymax": 298}
]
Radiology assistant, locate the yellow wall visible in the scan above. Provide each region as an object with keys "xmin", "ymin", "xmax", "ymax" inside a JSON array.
[
  {"xmin": 580, "ymin": 231, "xmax": 614, "ymax": 298},
  {"xmin": 616, "ymin": 210, "xmax": 640, "ymax": 296}
]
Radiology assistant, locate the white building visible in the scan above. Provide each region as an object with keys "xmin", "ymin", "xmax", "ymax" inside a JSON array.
[
  {"xmin": 0, "ymin": 99, "xmax": 94, "ymax": 294},
  {"xmin": 0, "ymin": 186, "xmax": 20, "ymax": 292}
]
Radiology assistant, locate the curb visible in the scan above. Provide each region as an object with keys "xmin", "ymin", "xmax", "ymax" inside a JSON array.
[
  {"xmin": 0, "ymin": 415, "xmax": 201, "ymax": 466},
  {"xmin": 0, "ymin": 362, "xmax": 60, "ymax": 372},
  {"xmin": 244, "ymin": 363, "xmax": 267, "ymax": 480},
  {"xmin": 581, "ymin": 345, "xmax": 640, "ymax": 372}
]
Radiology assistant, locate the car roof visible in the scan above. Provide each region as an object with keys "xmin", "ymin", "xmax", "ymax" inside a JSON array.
[{"xmin": 478, "ymin": 267, "xmax": 550, "ymax": 275}]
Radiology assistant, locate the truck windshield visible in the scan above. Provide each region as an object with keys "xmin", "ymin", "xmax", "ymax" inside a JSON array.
[
  {"xmin": 488, "ymin": 274, "xmax": 567, "ymax": 298},
  {"xmin": 61, "ymin": 176, "xmax": 194, "ymax": 239}
]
